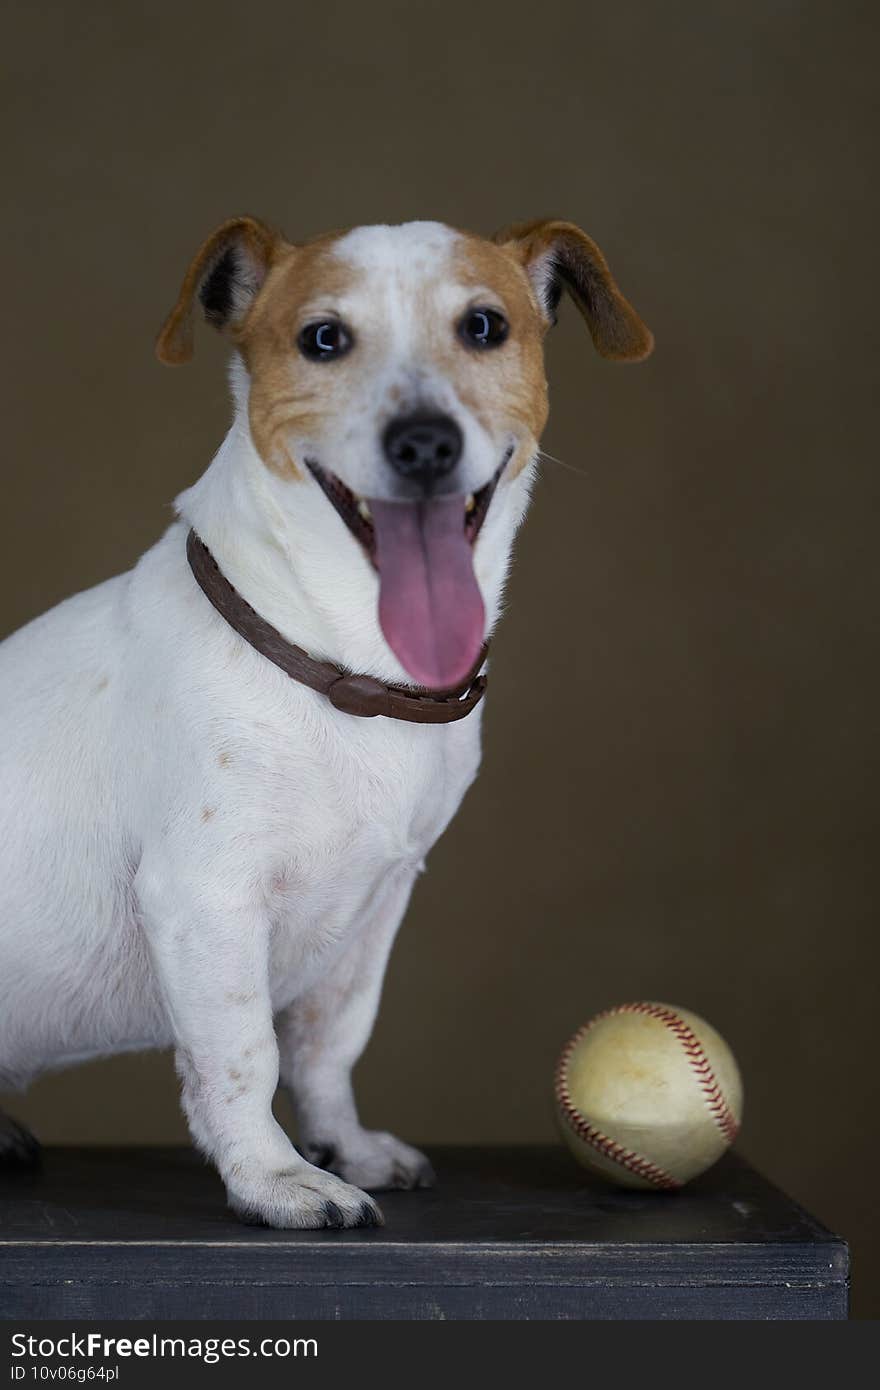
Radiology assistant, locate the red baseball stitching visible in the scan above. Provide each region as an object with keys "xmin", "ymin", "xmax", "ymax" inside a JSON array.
[
  {"xmin": 554, "ymin": 1002, "xmax": 739, "ymax": 1187},
  {"xmin": 554, "ymin": 1023, "xmax": 681, "ymax": 1191},
  {"xmin": 593, "ymin": 1003, "xmax": 740, "ymax": 1143}
]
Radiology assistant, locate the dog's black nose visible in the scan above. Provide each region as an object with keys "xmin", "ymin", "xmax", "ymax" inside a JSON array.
[{"xmin": 383, "ymin": 413, "xmax": 463, "ymax": 487}]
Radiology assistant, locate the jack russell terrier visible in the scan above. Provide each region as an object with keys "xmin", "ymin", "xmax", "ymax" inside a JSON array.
[{"xmin": 0, "ymin": 217, "xmax": 652, "ymax": 1227}]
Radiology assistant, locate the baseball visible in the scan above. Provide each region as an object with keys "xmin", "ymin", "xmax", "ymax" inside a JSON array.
[{"xmin": 554, "ymin": 1002, "xmax": 743, "ymax": 1190}]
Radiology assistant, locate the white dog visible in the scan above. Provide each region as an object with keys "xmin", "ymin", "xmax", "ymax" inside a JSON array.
[{"xmin": 0, "ymin": 217, "xmax": 651, "ymax": 1227}]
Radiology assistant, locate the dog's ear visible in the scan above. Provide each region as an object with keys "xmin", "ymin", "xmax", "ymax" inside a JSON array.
[
  {"xmin": 494, "ymin": 219, "xmax": 653, "ymax": 361},
  {"xmin": 156, "ymin": 216, "xmax": 280, "ymax": 365}
]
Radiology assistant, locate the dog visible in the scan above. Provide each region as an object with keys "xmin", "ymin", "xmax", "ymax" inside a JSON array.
[{"xmin": 0, "ymin": 217, "xmax": 652, "ymax": 1227}]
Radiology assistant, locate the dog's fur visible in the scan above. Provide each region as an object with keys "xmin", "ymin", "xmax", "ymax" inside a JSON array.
[{"xmin": 0, "ymin": 218, "xmax": 651, "ymax": 1227}]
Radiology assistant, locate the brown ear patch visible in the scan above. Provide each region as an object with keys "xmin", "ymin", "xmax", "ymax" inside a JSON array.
[
  {"xmin": 494, "ymin": 219, "xmax": 653, "ymax": 362},
  {"xmin": 156, "ymin": 216, "xmax": 281, "ymax": 366}
]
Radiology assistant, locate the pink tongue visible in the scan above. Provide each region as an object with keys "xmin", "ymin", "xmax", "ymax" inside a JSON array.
[{"xmin": 370, "ymin": 495, "xmax": 485, "ymax": 689}]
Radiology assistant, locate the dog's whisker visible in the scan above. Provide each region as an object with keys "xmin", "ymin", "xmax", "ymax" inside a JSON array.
[{"xmin": 537, "ymin": 449, "xmax": 589, "ymax": 478}]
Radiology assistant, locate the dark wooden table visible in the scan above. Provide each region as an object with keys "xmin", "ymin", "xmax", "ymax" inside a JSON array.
[{"xmin": 0, "ymin": 1146, "xmax": 848, "ymax": 1319}]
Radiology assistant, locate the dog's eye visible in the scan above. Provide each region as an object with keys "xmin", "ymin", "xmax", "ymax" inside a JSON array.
[
  {"xmin": 458, "ymin": 307, "xmax": 509, "ymax": 350},
  {"xmin": 298, "ymin": 320, "xmax": 353, "ymax": 361}
]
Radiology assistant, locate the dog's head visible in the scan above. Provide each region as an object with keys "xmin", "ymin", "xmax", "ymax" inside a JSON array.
[{"xmin": 158, "ymin": 218, "xmax": 652, "ymax": 688}]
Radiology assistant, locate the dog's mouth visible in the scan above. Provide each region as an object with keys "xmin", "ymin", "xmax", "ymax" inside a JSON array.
[
  {"xmin": 305, "ymin": 448, "xmax": 513, "ymax": 689},
  {"xmin": 304, "ymin": 452, "xmax": 509, "ymax": 564}
]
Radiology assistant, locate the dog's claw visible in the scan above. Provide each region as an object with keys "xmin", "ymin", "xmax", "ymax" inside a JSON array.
[
  {"xmin": 354, "ymin": 1199, "xmax": 383, "ymax": 1228},
  {"xmin": 321, "ymin": 1199, "xmax": 347, "ymax": 1229}
]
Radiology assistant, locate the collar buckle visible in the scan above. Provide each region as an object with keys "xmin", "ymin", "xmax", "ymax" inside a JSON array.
[{"xmin": 327, "ymin": 673, "xmax": 390, "ymax": 718}]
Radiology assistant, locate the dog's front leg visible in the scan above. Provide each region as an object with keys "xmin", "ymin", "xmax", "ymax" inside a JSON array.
[
  {"xmin": 277, "ymin": 865, "xmax": 434, "ymax": 1192},
  {"xmin": 136, "ymin": 863, "xmax": 382, "ymax": 1229}
]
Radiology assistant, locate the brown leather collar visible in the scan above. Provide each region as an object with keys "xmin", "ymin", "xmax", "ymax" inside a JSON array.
[{"xmin": 186, "ymin": 528, "xmax": 489, "ymax": 722}]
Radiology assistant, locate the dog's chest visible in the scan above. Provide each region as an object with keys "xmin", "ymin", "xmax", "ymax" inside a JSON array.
[{"xmin": 257, "ymin": 707, "xmax": 481, "ymax": 997}]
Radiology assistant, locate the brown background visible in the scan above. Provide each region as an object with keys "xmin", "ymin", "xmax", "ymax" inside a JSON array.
[{"xmin": 2, "ymin": 0, "xmax": 877, "ymax": 1316}]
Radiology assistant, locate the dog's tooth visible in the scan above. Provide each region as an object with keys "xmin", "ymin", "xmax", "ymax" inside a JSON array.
[
  {"xmin": 357, "ymin": 498, "xmax": 372, "ymax": 522},
  {"xmin": 465, "ymin": 493, "xmax": 476, "ymax": 513}
]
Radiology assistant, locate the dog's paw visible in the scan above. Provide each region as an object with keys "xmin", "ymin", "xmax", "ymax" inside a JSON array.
[
  {"xmin": 226, "ymin": 1162, "xmax": 383, "ymax": 1230},
  {"xmin": 0, "ymin": 1113, "xmax": 41, "ymax": 1169},
  {"xmin": 303, "ymin": 1131, "xmax": 435, "ymax": 1192}
]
